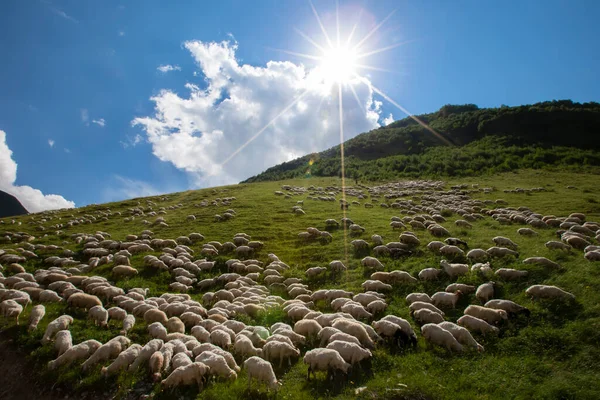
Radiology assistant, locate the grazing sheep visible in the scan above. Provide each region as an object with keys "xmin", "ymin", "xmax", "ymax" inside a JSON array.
[
  {"xmin": 108, "ymin": 307, "xmax": 127, "ymax": 322},
  {"xmin": 144, "ymin": 309, "xmax": 169, "ymax": 325},
  {"xmin": 101, "ymin": 344, "xmax": 142, "ymax": 376},
  {"xmin": 326, "ymin": 340, "xmax": 372, "ymax": 365},
  {"xmin": 39, "ymin": 289, "xmax": 63, "ymax": 303},
  {"xmin": 128, "ymin": 339, "xmax": 164, "ymax": 371},
  {"xmin": 42, "ymin": 315, "xmax": 74, "ymax": 344},
  {"xmin": 457, "ymin": 315, "xmax": 499, "ymax": 335},
  {"xmin": 523, "ymin": 257, "xmax": 561, "ymax": 269},
  {"xmin": 306, "ymin": 267, "xmax": 327, "ymax": 278},
  {"xmin": 195, "ymin": 351, "xmax": 237, "ymax": 380},
  {"xmin": 54, "ymin": 330, "xmax": 73, "ymax": 356},
  {"xmin": 484, "ymin": 299, "xmax": 529, "ymax": 316},
  {"xmin": 48, "ymin": 340, "xmax": 102, "ymax": 370},
  {"xmin": 89, "ymin": 305, "xmax": 109, "ymax": 327},
  {"xmin": 210, "ymin": 329, "xmax": 232, "ymax": 349},
  {"xmin": 545, "ymin": 241, "xmax": 572, "ymax": 251},
  {"xmin": 244, "ymin": 356, "xmax": 280, "ymax": 391},
  {"xmin": 120, "ymin": 314, "xmax": 136, "ymax": 336},
  {"xmin": 362, "ymin": 280, "xmax": 392, "ymax": 292},
  {"xmin": 361, "ymin": 257, "xmax": 384, "ymax": 271},
  {"xmin": 409, "ymin": 301, "xmax": 445, "ymax": 316},
  {"xmin": 487, "ymin": 247, "xmax": 519, "ymax": 258},
  {"xmin": 82, "ymin": 335, "xmax": 131, "ymax": 371},
  {"xmin": 413, "ymin": 308, "xmax": 444, "ymax": 324},
  {"xmin": 526, "ymin": 285, "xmax": 575, "ymax": 301},
  {"xmin": 440, "ymin": 260, "xmax": 469, "ymax": 278},
  {"xmin": 366, "ymin": 299, "xmax": 387, "ymax": 314},
  {"xmin": 148, "ymin": 322, "xmax": 168, "ymax": 340},
  {"xmin": 517, "ymin": 228, "xmax": 538, "ymax": 236},
  {"xmin": 166, "ymin": 317, "xmax": 185, "ymax": 334},
  {"xmin": 233, "ymin": 335, "xmax": 263, "ymax": 359},
  {"xmin": 303, "ymin": 348, "xmax": 351, "ymax": 379},
  {"xmin": 464, "ymin": 305, "xmax": 507, "ymax": 325},
  {"xmin": 431, "ymin": 292, "xmax": 461, "ymax": 309},
  {"xmin": 67, "ymin": 293, "xmax": 102, "ymax": 310},
  {"xmin": 112, "ymin": 265, "xmax": 138, "ymax": 278},
  {"xmin": 28, "ymin": 304, "xmax": 46, "ymax": 331},
  {"xmin": 372, "ymin": 318, "xmax": 417, "ymax": 347},
  {"xmin": 161, "ymin": 362, "xmax": 211, "ymax": 389},
  {"xmin": 492, "ymin": 236, "xmax": 518, "ymax": 249},
  {"xmin": 172, "ymin": 353, "xmax": 193, "ymax": 370},
  {"xmin": 495, "ymin": 268, "xmax": 528, "ymax": 280},
  {"xmin": 294, "ymin": 319, "xmax": 322, "ymax": 338},
  {"xmin": 446, "ymin": 283, "xmax": 476, "ymax": 294},
  {"xmin": 406, "ymin": 293, "xmax": 432, "ymax": 304},
  {"xmin": 263, "ymin": 340, "xmax": 300, "ymax": 367},
  {"xmin": 438, "ymin": 321, "xmax": 484, "ymax": 352},
  {"xmin": 467, "ymin": 249, "xmax": 488, "ymax": 262},
  {"xmin": 475, "ymin": 282, "xmax": 495, "ymax": 303},
  {"xmin": 421, "ymin": 323, "xmax": 463, "ymax": 352},
  {"xmin": 331, "ymin": 319, "xmax": 375, "ymax": 349}
]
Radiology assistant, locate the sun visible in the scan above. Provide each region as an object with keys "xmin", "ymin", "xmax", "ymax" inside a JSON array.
[{"xmin": 319, "ymin": 46, "xmax": 358, "ymax": 84}]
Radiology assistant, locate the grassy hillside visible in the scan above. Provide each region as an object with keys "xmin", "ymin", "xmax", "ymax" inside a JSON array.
[
  {"xmin": 1, "ymin": 169, "xmax": 600, "ymax": 399},
  {"xmin": 243, "ymin": 100, "xmax": 600, "ymax": 183}
]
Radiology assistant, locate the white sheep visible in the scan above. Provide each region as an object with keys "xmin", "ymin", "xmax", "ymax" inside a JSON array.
[
  {"xmin": 487, "ymin": 246, "xmax": 519, "ymax": 258},
  {"xmin": 545, "ymin": 241, "xmax": 572, "ymax": 251},
  {"xmin": 492, "ymin": 236, "xmax": 518, "ymax": 249},
  {"xmin": 484, "ymin": 299, "xmax": 529, "ymax": 315},
  {"xmin": 294, "ymin": 319, "xmax": 322, "ymax": 337},
  {"xmin": 210, "ymin": 329, "xmax": 232, "ymax": 349},
  {"xmin": 82, "ymin": 335, "xmax": 131, "ymax": 371},
  {"xmin": 437, "ymin": 321, "xmax": 483, "ymax": 352},
  {"xmin": 120, "ymin": 314, "xmax": 135, "ymax": 336},
  {"xmin": 446, "ymin": 283, "xmax": 476, "ymax": 294},
  {"xmin": 28, "ymin": 304, "xmax": 46, "ymax": 331},
  {"xmin": 303, "ymin": 348, "xmax": 350, "ymax": 379},
  {"xmin": 475, "ymin": 282, "xmax": 495, "ymax": 303},
  {"xmin": 326, "ymin": 340, "xmax": 372, "ymax": 365},
  {"xmin": 366, "ymin": 299, "xmax": 387, "ymax": 314},
  {"xmin": 101, "ymin": 344, "xmax": 142, "ymax": 376},
  {"xmin": 440, "ymin": 260, "xmax": 469, "ymax": 278},
  {"xmin": 112, "ymin": 265, "xmax": 139, "ymax": 278},
  {"xmin": 305, "ymin": 267, "xmax": 327, "ymax": 278},
  {"xmin": 128, "ymin": 339, "xmax": 164, "ymax": 371},
  {"xmin": 406, "ymin": 293, "xmax": 432, "ymax": 304},
  {"xmin": 431, "ymin": 292, "xmax": 461, "ymax": 309},
  {"xmin": 108, "ymin": 307, "xmax": 127, "ymax": 322},
  {"xmin": 464, "ymin": 305, "xmax": 507, "ymax": 325},
  {"xmin": 418, "ymin": 268, "xmax": 440, "ymax": 281},
  {"xmin": 361, "ymin": 257, "xmax": 384, "ymax": 270},
  {"xmin": 466, "ymin": 249, "xmax": 488, "ymax": 262},
  {"xmin": 89, "ymin": 305, "xmax": 109, "ymax": 327},
  {"xmin": 413, "ymin": 308, "xmax": 444, "ymax": 324},
  {"xmin": 523, "ymin": 257, "xmax": 561, "ymax": 269},
  {"xmin": 233, "ymin": 335, "xmax": 263, "ymax": 359},
  {"xmin": 517, "ymin": 228, "xmax": 538, "ymax": 236},
  {"xmin": 172, "ymin": 352, "xmax": 193, "ymax": 369},
  {"xmin": 0, "ymin": 300, "xmax": 23, "ymax": 324},
  {"xmin": 361, "ymin": 280, "xmax": 392, "ymax": 291},
  {"xmin": 457, "ymin": 315, "xmax": 499, "ymax": 335},
  {"xmin": 526, "ymin": 285, "xmax": 575, "ymax": 301},
  {"xmin": 48, "ymin": 339, "xmax": 102, "ymax": 370},
  {"xmin": 161, "ymin": 362, "xmax": 211, "ymax": 389},
  {"xmin": 195, "ymin": 351, "xmax": 237, "ymax": 380},
  {"xmin": 54, "ymin": 330, "xmax": 73, "ymax": 356},
  {"xmin": 409, "ymin": 301, "xmax": 445, "ymax": 316},
  {"xmin": 263, "ymin": 340, "xmax": 300, "ymax": 367},
  {"xmin": 421, "ymin": 323, "xmax": 463, "ymax": 352},
  {"xmin": 244, "ymin": 356, "xmax": 280, "ymax": 391},
  {"xmin": 439, "ymin": 245, "xmax": 465, "ymax": 258},
  {"xmin": 495, "ymin": 268, "xmax": 528, "ymax": 280},
  {"xmin": 331, "ymin": 319, "xmax": 375, "ymax": 349},
  {"xmin": 42, "ymin": 315, "xmax": 74, "ymax": 344},
  {"xmin": 39, "ymin": 289, "xmax": 63, "ymax": 303},
  {"xmin": 166, "ymin": 316, "xmax": 185, "ymax": 334}
]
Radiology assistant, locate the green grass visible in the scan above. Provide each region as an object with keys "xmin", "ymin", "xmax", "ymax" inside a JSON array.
[{"xmin": 1, "ymin": 169, "xmax": 600, "ymax": 399}]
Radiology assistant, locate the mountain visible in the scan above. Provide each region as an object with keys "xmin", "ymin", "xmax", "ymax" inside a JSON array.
[
  {"xmin": 242, "ymin": 100, "xmax": 600, "ymax": 183},
  {"xmin": 0, "ymin": 190, "xmax": 28, "ymax": 218}
]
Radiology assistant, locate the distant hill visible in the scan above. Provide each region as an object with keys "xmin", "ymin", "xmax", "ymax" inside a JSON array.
[
  {"xmin": 0, "ymin": 190, "xmax": 28, "ymax": 218},
  {"xmin": 242, "ymin": 100, "xmax": 600, "ymax": 182}
]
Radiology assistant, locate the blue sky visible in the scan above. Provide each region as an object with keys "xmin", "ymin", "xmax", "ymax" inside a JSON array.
[{"xmin": 0, "ymin": 0, "xmax": 598, "ymax": 211}]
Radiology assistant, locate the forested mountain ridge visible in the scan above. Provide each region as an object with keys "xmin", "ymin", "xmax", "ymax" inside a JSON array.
[{"xmin": 242, "ymin": 100, "xmax": 600, "ymax": 182}]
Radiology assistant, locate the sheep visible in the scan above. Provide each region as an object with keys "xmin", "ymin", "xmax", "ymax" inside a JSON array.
[
  {"xmin": 421, "ymin": 323, "xmax": 463, "ymax": 352},
  {"xmin": 112, "ymin": 265, "xmax": 139, "ymax": 278},
  {"xmin": 67, "ymin": 293, "xmax": 102, "ymax": 310},
  {"xmin": 446, "ymin": 283, "xmax": 476, "ymax": 294},
  {"xmin": 329, "ymin": 260, "xmax": 347, "ymax": 274},
  {"xmin": 303, "ymin": 348, "xmax": 351, "ymax": 379},
  {"xmin": 545, "ymin": 241, "xmax": 572, "ymax": 251},
  {"xmin": 166, "ymin": 317, "xmax": 185, "ymax": 334},
  {"xmin": 191, "ymin": 325, "xmax": 211, "ymax": 342},
  {"xmin": 294, "ymin": 319, "xmax": 322, "ymax": 338},
  {"xmin": 272, "ymin": 328, "xmax": 306, "ymax": 346},
  {"xmin": 409, "ymin": 301, "xmax": 445, "ymax": 316},
  {"xmin": 48, "ymin": 340, "xmax": 102, "ymax": 370},
  {"xmin": 464, "ymin": 305, "xmax": 507, "ymax": 325},
  {"xmin": 485, "ymin": 299, "xmax": 530, "ymax": 316},
  {"xmin": 361, "ymin": 280, "xmax": 392, "ymax": 292},
  {"xmin": 406, "ymin": 293, "xmax": 432, "ymax": 304},
  {"xmin": 487, "ymin": 246, "xmax": 519, "ymax": 258},
  {"xmin": 101, "ymin": 344, "xmax": 142, "ymax": 376},
  {"xmin": 192, "ymin": 344, "xmax": 241, "ymax": 372},
  {"xmin": 244, "ymin": 356, "xmax": 280, "ymax": 391},
  {"xmin": 108, "ymin": 307, "xmax": 127, "ymax": 322},
  {"xmin": 361, "ymin": 257, "xmax": 384, "ymax": 270},
  {"xmin": 263, "ymin": 340, "xmax": 300, "ymax": 367},
  {"xmin": 466, "ymin": 249, "xmax": 488, "ymax": 262},
  {"xmin": 120, "ymin": 314, "xmax": 136, "ymax": 336},
  {"xmin": 54, "ymin": 330, "xmax": 73, "ymax": 356},
  {"xmin": 148, "ymin": 322, "xmax": 168, "ymax": 340},
  {"xmin": 327, "ymin": 331, "xmax": 362, "ymax": 346},
  {"xmin": 195, "ymin": 351, "xmax": 237, "ymax": 380},
  {"xmin": 389, "ymin": 270, "xmax": 418, "ymax": 283},
  {"xmin": 82, "ymin": 335, "xmax": 131, "ymax": 371},
  {"xmin": 437, "ymin": 321, "xmax": 483, "ymax": 352},
  {"xmin": 517, "ymin": 228, "xmax": 538, "ymax": 236},
  {"xmin": 431, "ymin": 291, "xmax": 461, "ymax": 309},
  {"xmin": 331, "ymin": 318, "xmax": 375, "ymax": 349},
  {"xmin": 413, "ymin": 308, "xmax": 444, "ymax": 324},
  {"xmin": 42, "ymin": 315, "xmax": 74, "ymax": 344},
  {"xmin": 366, "ymin": 299, "xmax": 387, "ymax": 314},
  {"xmin": 233, "ymin": 335, "xmax": 263, "ymax": 359},
  {"xmin": 161, "ymin": 362, "xmax": 211, "ymax": 389},
  {"xmin": 39, "ymin": 289, "xmax": 63, "ymax": 303},
  {"xmin": 523, "ymin": 257, "xmax": 561, "ymax": 269},
  {"xmin": 439, "ymin": 245, "xmax": 465, "ymax": 258},
  {"xmin": 306, "ymin": 267, "xmax": 327, "ymax": 278},
  {"xmin": 340, "ymin": 302, "xmax": 373, "ymax": 320},
  {"xmin": 326, "ymin": 340, "xmax": 372, "ymax": 365},
  {"xmin": 128, "ymin": 339, "xmax": 164, "ymax": 371},
  {"xmin": 210, "ymin": 329, "xmax": 232, "ymax": 349},
  {"xmin": 144, "ymin": 308, "xmax": 169, "ymax": 325},
  {"xmin": 495, "ymin": 268, "xmax": 528, "ymax": 280},
  {"xmin": 476, "ymin": 282, "xmax": 495, "ymax": 303},
  {"xmin": 440, "ymin": 260, "xmax": 469, "ymax": 278},
  {"xmin": 149, "ymin": 351, "xmax": 164, "ymax": 381},
  {"xmin": 526, "ymin": 285, "xmax": 575, "ymax": 301},
  {"xmin": 427, "ymin": 241, "xmax": 445, "ymax": 252},
  {"xmin": 455, "ymin": 220, "xmax": 472, "ymax": 229},
  {"xmin": 457, "ymin": 315, "xmax": 499, "ymax": 335},
  {"xmin": 89, "ymin": 305, "xmax": 109, "ymax": 327},
  {"xmin": 172, "ymin": 352, "xmax": 193, "ymax": 370},
  {"xmin": 585, "ymin": 250, "xmax": 600, "ymax": 262},
  {"xmin": 372, "ymin": 318, "xmax": 417, "ymax": 348},
  {"xmin": 492, "ymin": 236, "xmax": 518, "ymax": 249},
  {"xmin": 28, "ymin": 304, "xmax": 46, "ymax": 331}
]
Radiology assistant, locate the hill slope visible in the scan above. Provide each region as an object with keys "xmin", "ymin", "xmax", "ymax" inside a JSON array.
[
  {"xmin": 0, "ymin": 190, "xmax": 28, "ymax": 218},
  {"xmin": 243, "ymin": 100, "xmax": 600, "ymax": 183},
  {"xmin": 0, "ymin": 169, "xmax": 599, "ymax": 399}
]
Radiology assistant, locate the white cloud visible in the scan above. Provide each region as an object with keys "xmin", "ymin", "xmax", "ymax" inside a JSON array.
[
  {"xmin": 118, "ymin": 31, "xmax": 125, "ymax": 37},
  {"xmin": 120, "ymin": 134, "xmax": 144, "ymax": 149},
  {"xmin": 42, "ymin": 1, "xmax": 78, "ymax": 23},
  {"xmin": 48, "ymin": 139, "xmax": 55, "ymax": 148},
  {"xmin": 102, "ymin": 175, "xmax": 164, "ymax": 203},
  {"xmin": 157, "ymin": 64, "xmax": 182, "ymax": 73},
  {"xmin": 383, "ymin": 113, "xmax": 394, "ymax": 126},
  {"xmin": 134, "ymin": 40, "xmax": 382, "ymax": 187},
  {"xmin": 0, "ymin": 130, "xmax": 75, "ymax": 212},
  {"xmin": 92, "ymin": 118, "xmax": 106, "ymax": 127},
  {"xmin": 80, "ymin": 108, "xmax": 89, "ymax": 125},
  {"xmin": 64, "ymin": 148, "xmax": 71, "ymax": 153}
]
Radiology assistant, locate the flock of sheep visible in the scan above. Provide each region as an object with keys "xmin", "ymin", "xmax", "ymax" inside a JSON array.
[{"xmin": 0, "ymin": 178, "xmax": 598, "ymax": 396}]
